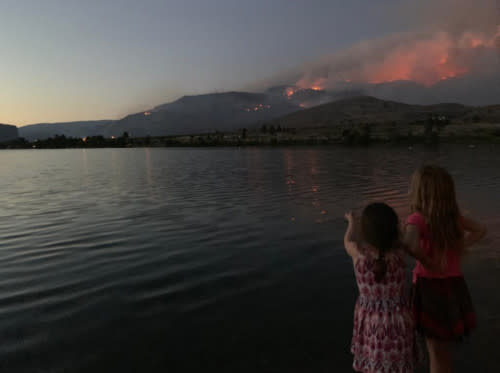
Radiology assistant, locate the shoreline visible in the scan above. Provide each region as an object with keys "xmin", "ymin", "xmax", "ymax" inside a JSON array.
[{"xmin": 2, "ymin": 122, "xmax": 500, "ymax": 149}]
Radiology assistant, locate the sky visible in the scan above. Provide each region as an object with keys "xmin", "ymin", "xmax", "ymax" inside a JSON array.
[{"xmin": 2, "ymin": 0, "xmax": 493, "ymax": 126}]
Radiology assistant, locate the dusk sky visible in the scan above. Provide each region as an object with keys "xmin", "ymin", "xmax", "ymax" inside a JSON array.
[{"xmin": 0, "ymin": 0, "xmax": 422, "ymax": 126}]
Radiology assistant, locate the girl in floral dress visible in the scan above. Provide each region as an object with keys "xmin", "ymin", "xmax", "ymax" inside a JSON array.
[{"xmin": 344, "ymin": 203, "xmax": 414, "ymax": 373}]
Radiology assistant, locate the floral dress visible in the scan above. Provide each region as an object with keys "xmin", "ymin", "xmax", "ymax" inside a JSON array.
[{"xmin": 351, "ymin": 250, "xmax": 414, "ymax": 373}]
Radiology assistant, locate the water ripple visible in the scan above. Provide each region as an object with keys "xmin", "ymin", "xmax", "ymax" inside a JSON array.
[{"xmin": 0, "ymin": 146, "xmax": 498, "ymax": 372}]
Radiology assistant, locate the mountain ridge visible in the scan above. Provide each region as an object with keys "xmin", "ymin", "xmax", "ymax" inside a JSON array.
[
  {"xmin": 270, "ymin": 95, "xmax": 500, "ymax": 129},
  {"xmin": 14, "ymin": 82, "xmax": 500, "ymax": 141},
  {"xmin": 0, "ymin": 123, "xmax": 19, "ymax": 142}
]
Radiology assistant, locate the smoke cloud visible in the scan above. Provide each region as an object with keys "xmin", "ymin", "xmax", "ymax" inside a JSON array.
[{"xmin": 272, "ymin": 0, "xmax": 500, "ymax": 105}]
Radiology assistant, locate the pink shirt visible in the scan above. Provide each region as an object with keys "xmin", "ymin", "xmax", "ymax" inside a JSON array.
[{"xmin": 406, "ymin": 212, "xmax": 463, "ymax": 283}]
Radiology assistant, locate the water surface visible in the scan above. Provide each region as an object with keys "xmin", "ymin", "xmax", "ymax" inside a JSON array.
[{"xmin": 0, "ymin": 146, "xmax": 499, "ymax": 372}]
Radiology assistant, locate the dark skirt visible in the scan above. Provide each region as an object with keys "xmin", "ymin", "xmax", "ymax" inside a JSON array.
[{"xmin": 412, "ymin": 276, "xmax": 476, "ymax": 341}]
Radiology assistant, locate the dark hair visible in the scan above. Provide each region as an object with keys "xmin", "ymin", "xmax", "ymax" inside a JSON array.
[{"xmin": 361, "ymin": 203, "xmax": 399, "ymax": 282}]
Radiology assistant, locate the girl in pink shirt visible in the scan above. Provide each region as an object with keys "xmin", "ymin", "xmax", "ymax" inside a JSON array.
[{"xmin": 403, "ymin": 165, "xmax": 487, "ymax": 373}]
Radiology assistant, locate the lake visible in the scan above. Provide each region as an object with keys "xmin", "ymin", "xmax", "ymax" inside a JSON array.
[{"xmin": 0, "ymin": 146, "xmax": 499, "ymax": 372}]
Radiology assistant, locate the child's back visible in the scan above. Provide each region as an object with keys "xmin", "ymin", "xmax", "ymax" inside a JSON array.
[
  {"xmin": 407, "ymin": 211, "xmax": 463, "ymax": 282},
  {"xmin": 408, "ymin": 210, "xmax": 476, "ymax": 340},
  {"xmin": 404, "ymin": 165, "xmax": 487, "ymax": 373},
  {"xmin": 352, "ymin": 249, "xmax": 414, "ymax": 373},
  {"xmin": 344, "ymin": 203, "xmax": 415, "ymax": 373}
]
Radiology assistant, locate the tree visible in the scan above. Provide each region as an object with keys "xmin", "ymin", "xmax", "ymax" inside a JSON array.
[
  {"xmin": 269, "ymin": 125, "xmax": 276, "ymax": 135},
  {"xmin": 241, "ymin": 128, "xmax": 247, "ymax": 139},
  {"xmin": 424, "ymin": 118, "xmax": 439, "ymax": 145},
  {"xmin": 407, "ymin": 129, "xmax": 414, "ymax": 142},
  {"xmin": 261, "ymin": 124, "xmax": 267, "ymax": 133},
  {"xmin": 341, "ymin": 129, "xmax": 356, "ymax": 145},
  {"xmin": 360, "ymin": 124, "xmax": 372, "ymax": 145},
  {"xmin": 122, "ymin": 131, "xmax": 129, "ymax": 139}
]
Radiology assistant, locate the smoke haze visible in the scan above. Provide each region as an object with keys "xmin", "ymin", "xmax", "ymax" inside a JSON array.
[{"xmin": 269, "ymin": 0, "xmax": 500, "ymax": 105}]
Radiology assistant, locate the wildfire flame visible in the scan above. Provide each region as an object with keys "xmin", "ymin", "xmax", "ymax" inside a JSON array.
[
  {"xmin": 245, "ymin": 104, "xmax": 271, "ymax": 112},
  {"xmin": 295, "ymin": 27, "xmax": 500, "ymax": 90},
  {"xmin": 285, "ymin": 87, "xmax": 297, "ymax": 97}
]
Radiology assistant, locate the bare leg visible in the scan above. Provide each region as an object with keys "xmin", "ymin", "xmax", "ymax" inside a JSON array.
[{"xmin": 426, "ymin": 337, "xmax": 452, "ymax": 373}]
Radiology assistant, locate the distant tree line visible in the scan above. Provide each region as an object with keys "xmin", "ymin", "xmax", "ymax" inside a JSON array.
[
  {"xmin": 260, "ymin": 124, "xmax": 282, "ymax": 134},
  {"xmin": 0, "ymin": 132, "xmax": 144, "ymax": 149},
  {"xmin": 2, "ymin": 116, "xmax": 500, "ymax": 149}
]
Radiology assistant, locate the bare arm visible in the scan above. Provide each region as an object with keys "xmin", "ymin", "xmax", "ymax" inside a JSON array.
[
  {"xmin": 402, "ymin": 224, "xmax": 440, "ymax": 273},
  {"xmin": 344, "ymin": 211, "xmax": 360, "ymax": 260},
  {"xmin": 462, "ymin": 216, "xmax": 487, "ymax": 248}
]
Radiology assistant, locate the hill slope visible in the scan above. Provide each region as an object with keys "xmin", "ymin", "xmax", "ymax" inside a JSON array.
[
  {"xmin": 18, "ymin": 120, "xmax": 113, "ymax": 141},
  {"xmin": 0, "ymin": 124, "xmax": 18, "ymax": 142},
  {"xmin": 14, "ymin": 93, "xmax": 500, "ymax": 140},
  {"xmin": 273, "ymin": 96, "xmax": 500, "ymax": 128},
  {"xmin": 102, "ymin": 91, "xmax": 300, "ymax": 137}
]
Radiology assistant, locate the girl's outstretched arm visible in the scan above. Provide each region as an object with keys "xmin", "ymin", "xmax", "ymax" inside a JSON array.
[
  {"xmin": 344, "ymin": 211, "xmax": 360, "ymax": 260},
  {"xmin": 462, "ymin": 216, "xmax": 487, "ymax": 248}
]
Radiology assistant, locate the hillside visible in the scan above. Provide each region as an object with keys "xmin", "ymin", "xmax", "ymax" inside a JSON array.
[
  {"xmin": 272, "ymin": 96, "xmax": 500, "ymax": 129},
  {"xmin": 0, "ymin": 124, "xmax": 18, "ymax": 142},
  {"xmin": 17, "ymin": 91, "xmax": 302, "ymax": 140},
  {"xmin": 13, "ymin": 94, "xmax": 500, "ymax": 141},
  {"xmin": 102, "ymin": 91, "xmax": 300, "ymax": 137},
  {"xmin": 18, "ymin": 120, "xmax": 113, "ymax": 141}
]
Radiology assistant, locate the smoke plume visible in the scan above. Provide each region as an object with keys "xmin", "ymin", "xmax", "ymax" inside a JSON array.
[{"xmin": 277, "ymin": 0, "xmax": 500, "ymax": 105}]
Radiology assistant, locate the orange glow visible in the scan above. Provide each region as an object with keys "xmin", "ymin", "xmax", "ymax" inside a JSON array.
[
  {"xmin": 366, "ymin": 35, "xmax": 471, "ymax": 86},
  {"xmin": 144, "ymin": 111, "xmax": 151, "ymax": 116},
  {"xmin": 245, "ymin": 104, "xmax": 271, "ymax": 112},
  {"xmin": 285, "ymin": 87, "xmax": 296, "ymax": 97},
  {"xmin": 495, "ymin": 26, "xmax": 500, "ymax": 42},
  {"xmin": 470, "ymin": 38, "xmax": 484, "ymax": 48},
  {"xmin": 297, "ymin": 77, "xmax": 327, "ymax": 90},
  {"xmin": 295, "ymin": 30, "xmax": 496, "ymax": 89}
]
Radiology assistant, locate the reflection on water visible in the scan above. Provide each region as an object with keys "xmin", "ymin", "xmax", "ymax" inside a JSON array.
[
  {"xmin": 144, "ymin": 148, "xmax": 152, "ymax": 188},
  {"xmin": 0, "ymin": 146, "xmax": 499, "ymax": 372}
]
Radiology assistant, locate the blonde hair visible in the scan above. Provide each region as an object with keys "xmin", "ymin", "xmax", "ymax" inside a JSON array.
[{"xmin": 409, "ymin": 165, "xmax": 464, "ymax": 254}]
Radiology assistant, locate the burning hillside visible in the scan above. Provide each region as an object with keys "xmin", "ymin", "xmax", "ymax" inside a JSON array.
[
  {"xmin": 294, "ymin": 27, "xmax": 500, "ymax": 90},
  {"xmin": 264, "ymin": 0, "xmax": 500, "ymax": 105},
  {"xmin": 244, "ymin": 104, "xmax": 271, "ymax": 112},
  {"xmin": 267, "ymin": 85, "xmax": 339, "ymax": 108}
]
